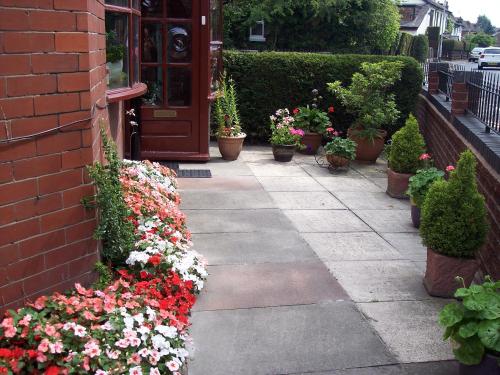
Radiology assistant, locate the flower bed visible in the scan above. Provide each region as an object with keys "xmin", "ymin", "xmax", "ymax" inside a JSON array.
[{"xmin": 0, "ymin": 161, "xmax": 207, "ymax": 375}]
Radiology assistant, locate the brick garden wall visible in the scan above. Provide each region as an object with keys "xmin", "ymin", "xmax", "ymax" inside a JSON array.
[
  {"xmin": 416, "ymin": 93, "xmax": 500, "ymax": 279},
  {"xmin": 0, "ymin": 0, "xmax": 111, "ymax": 311}
]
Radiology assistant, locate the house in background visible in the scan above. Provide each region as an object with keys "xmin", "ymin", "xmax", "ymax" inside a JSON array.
[
  {"xmin": 398, "ymin": 0, "xmax": 449, "ymax": 36},
  {"xmin": 461, "ymin": 20, "xmax": 481, "ymax": 39},
  {"xmin": 495, "ymin": 29, "xmax": 500, "ymax": 46}
]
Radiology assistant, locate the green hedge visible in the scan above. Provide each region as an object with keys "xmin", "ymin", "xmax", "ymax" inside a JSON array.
[
  {"xmin": 410, "ymin": 35, "xmax": 429, "ymax": 62},
  {"xmin": 223, "ymin": 51, "xmax": 423, "ymax": 141},
  {"xmin": 397, "ymin": 32, "xmax": 413, "ymax": 56}
]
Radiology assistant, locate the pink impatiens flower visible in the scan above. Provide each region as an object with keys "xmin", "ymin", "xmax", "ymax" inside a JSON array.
[
  {"xmin": 167, "ymin": 361, "xmax": 180, "ymax": 371},
  {"xmin": 446, "ymin": 165, "xmax": 455, "ymax": 172},
  {"xmin": 419, "ymin": 153, "xmax": 431, "ymax": 161}
]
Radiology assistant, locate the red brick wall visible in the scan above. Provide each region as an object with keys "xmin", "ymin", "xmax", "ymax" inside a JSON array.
[
  {"xmin": 416, "ymin": 93, "xmax": 500, "ymax": 278},
  {"xmin": 0, "ymin": 0, "xmax": 109, "ymax": 310}
]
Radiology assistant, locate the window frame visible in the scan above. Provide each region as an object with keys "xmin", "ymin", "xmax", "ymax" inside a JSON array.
[{"xmin": 249, "ymin": 20, "xmax": 266, "ymax": 42}]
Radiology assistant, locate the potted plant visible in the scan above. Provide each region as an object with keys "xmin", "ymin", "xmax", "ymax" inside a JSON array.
[
  {"xmin": 387, "ymin": 115, "xmax": 426, "ymax": 199},
  {"xmin": 438, "ymin": 276, "xmax": 500, "ymax": 374},
  {"xmin": 420, "ymin": 150, "xmax": 489, "ymax": 298},
  {"xmin": 328, "ymin": 61, "xmax": 404, "ymax": 163},
  {"xmin": 324, "ymin": 135, "xmax": 357, "ymax": 168},
  {"xmin": 270, "ymin": 108, "xmax": 304, "ymax": 162},
  {"xmin": 214, "ymin": 73, "xmax": 246, "ymax": 161},
  {"xmin": 293, "ymin": 89, "xmax": 332, "ymax": 155},
  {"xmin": 106, "ymin": 31, "xmax": 126, "ymax": 86},
  {"xmin": 407, "ymin": 166, "xmax": 445, "ymax": 228}
]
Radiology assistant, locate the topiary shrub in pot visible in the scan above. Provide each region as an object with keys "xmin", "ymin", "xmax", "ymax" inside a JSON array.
[
  {"xmin": 438, "ymin": 276, "xmax": 500, "ymax": 374},
  {"xmin": 387, "ymin": 114, "xmax": 426, "ymax": 199},
  {"xmin": 420, "ymin": 150, "xmax": 489, "ymax": 298}
]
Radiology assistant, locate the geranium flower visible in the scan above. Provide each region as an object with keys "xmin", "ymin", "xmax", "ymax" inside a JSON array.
[
  {"xmin": 419, "ymin": 153, "xmax": 431, "ymax": 160},
  {"xmin": 328, "ymin": 106, "xmax": 335, "ymax": 113},
  {"xmin": 293, "ymin": 108, "xmax": 300, "ymax": 115},
  {"xmin": 446, "ymin": 165, "xmax": 455, "ymax": 172}
]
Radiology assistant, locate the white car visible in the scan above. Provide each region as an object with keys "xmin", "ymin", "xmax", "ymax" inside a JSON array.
[
  {"xmin": 478, "ymin": 47, "xmax": 500, "ymax": 69},
  {"xmin": 469, "ymin": 47, "xmax": 485, "ymax": 62}
]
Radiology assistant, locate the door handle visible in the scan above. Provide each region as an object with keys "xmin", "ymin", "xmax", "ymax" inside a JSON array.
[{"xmin": 201, "ymin": 16, "xmax": 206, "ymax": 26}]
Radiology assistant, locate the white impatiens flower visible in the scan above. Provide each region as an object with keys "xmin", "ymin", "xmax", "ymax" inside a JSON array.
[
  {"xmin": 166, "ymin": 361, "xmax": 180, "ymax": 371},
  {"xmin": 129, "ymin": 366, "xmax": 143, "ymax": 375},
  {"xmin": 95, "ymin": 370, "xmax": 108, "ymax": 375},
  {"xmin": 151, "ymin": 334, "xmax": 170, "ymax": 351},
  {"xmin": 155, "ymin": 325, "xmax": 177, "ymax": 338},
  {"xmin": 149, "ymin": 368, "xmax": 161, "ymax": 375}
]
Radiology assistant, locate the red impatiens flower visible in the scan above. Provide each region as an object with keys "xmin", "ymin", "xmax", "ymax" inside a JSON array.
[
  {"xmin": 148, "ymin": 254, "xmax": 162, "ymax": 266},
  {"xmin": 328, "ymin": 106, "xmax": 335, "ymax": 113},
  {"xmin": 293, "ymin": 108, "xmax": 300, "ymax": 115}
]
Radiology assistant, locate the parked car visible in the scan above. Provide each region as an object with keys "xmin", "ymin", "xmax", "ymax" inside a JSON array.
[
  {"xmin": 469, "ymin": 47, "xmax": 485, "ymax": 62},
  {"xmin": 478, "ymin": 47, "xmax": 500, "ymax": 69}
]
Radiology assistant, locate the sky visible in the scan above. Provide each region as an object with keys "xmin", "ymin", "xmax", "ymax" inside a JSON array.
[{"xmin": 447, "ymin": 0, "xmax": 500, "ymax": 27}]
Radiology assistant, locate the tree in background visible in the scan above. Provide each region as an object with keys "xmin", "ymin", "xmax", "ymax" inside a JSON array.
[
  {"xmin": 465, "ymin": 32, "xmax": 496, "ymax": 48},
  {"xmin": 476, "ymin": 15, "xmax": 496, "ymax": 35},
  {"xmin": 223, "ymin": 0, "xmax": 400, "ymax": 54}
]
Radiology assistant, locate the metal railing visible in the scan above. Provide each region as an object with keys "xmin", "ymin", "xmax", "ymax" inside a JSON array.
[
  {"xmin": 437, "ymin": 64, "xmax": 454, "ymax": 101},
  {"xmin": 467, "ymin": 70, "xmax": 500, "ymax": 134},
  {"xmin": 421, "ymin": 60, "xmax": 429, "ymax": 86}
]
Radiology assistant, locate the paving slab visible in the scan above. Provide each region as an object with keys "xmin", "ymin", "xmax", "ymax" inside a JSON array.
[
  {"xmin": 296, "ymin": 361, "xmax": 458, "ymax": 375},
  {"xmin": 326, "ymin": 260, "xmax": 429, "ymax": 302},
  {"xmin": 180, "ymin": 190, "xmax": 276, "ymax": 210},
  {"xmin": 315, "ymin": 177, "xmax": 385, "ymax": 193},
  {"xmin": 283, "ymin": 210, "xmax": 371, "ymax": 233},
  {"xmin": 380, "ymin": 233, "xmax": 427, "ymax": 261},
  {"xmin": 179, "ymin": 159, "xmax": 254, "ymax": 176},
  {"xmin": 247, "ymin": 162, "xmax": 310, "ymax": 177},
  {"xmin": 257, "ymin": 176, "xmax": 327, "ymax": 192},
  {"xmin": 193, "ymin": 262, "xmax": 348, "ymax": 311},
  {"xmin": 189, "ymin": 302, "xmax": 396, "ymax": 375},
  {"xmin": 334, "ymin": 192, "xmax": 410, "ymax": 210},
  {"xmin": 300, "ymin": 164, "xmax": 362, "ymax": 178},
  {"xmin": 369, "ymin": 177, "xmax": 389, "ymax": 191},
  {"xmin": 184, "ymin": 209, "xmax": 296, "ymax": 233},
  {"xmin": 269, "ymin": 191, "xmax": 346, "ymax": 210},
  {"xmin": 294, "ymin": 365, "xmax": 403, "ymax": 375},
  {"xmin": 178, "ymin": 176, "xmax": 263, "ymax": 191},
  {"xmin": 353, "ymin": 210, "xmax": 418, "ymax": 233},
  {"xmin": 350, "ymin": 161, "xmax": 388, "ymax": 178},
  {"xmin": 191, "ymin": 232, "xmax": 318, "ymax": 265},
  {"xmin": 302, "ymin": 232, "xmax": 402, "ymax": 261},
  {"xmin": 358, "ymin": 301, "xmax": 454, "ymax": 363}
]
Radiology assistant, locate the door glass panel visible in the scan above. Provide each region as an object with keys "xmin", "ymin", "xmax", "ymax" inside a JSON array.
[
  {"xmin": 168, "ymin": 68, "xmax": 191, "ymax": 106},
  {"xmin": 210, "ymin": 0, "xmax": 222, "ymax": 41},
  {"xmin": 133, "ymin": 15, "xmax": 140, "ymax": 83},
  {"xmin": 167, "ymin": 0, "xmax": 192, "ymax": 19},
  {"xmin": 106, "ymin": 13, "xmax": 130, "ymax": 89},
  {"xmin": 142, "ymin": 66, "xmax": 163, "ymax": 106},
  {"xmin": 142, "ymin": 23, "xmax": 162, "ymax": 63},
  {"xmin": 167, "ymin": 24, "xmax": 192, "ymax": 63},
  {"xmin": 141, "ymin": 0, "xmax": 163, "ymax": 17},
  {"xmin": 132, "ymin": 0, "xmax": 140, "ymax": 10},
  {"xmin": 106, "ymin": 0, "xmax": 128, "ymax": 6}
]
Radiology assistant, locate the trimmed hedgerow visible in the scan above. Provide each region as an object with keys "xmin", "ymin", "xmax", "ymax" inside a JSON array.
[{"xmin": 223, "ymin": 50, "xmax": 423, "ymax": 141}]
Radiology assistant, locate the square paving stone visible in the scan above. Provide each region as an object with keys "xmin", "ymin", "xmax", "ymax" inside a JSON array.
[
  {"xmin": 269, "ymin": 191, "xmax": 346, "ymax": 210},
  {"xmin": 180, "ymin": 191, "xmax": 276, "ymax": 210},
  {"xmin": 191, "ymin": 232, "xmax": 318, "ymax": 265},
  {"xmin": 257, "ymin": 176, "xmax": 327, "ymax": 192},
  {"xmin": 189, "ymin": 302, "xmax": 395, "ymax": 375},
  {"xmin": 193, "ymin": 262, "xmax": 349, "ymax": 311},
  {"xmin": 296, "ymin": 365, "xmax": 403, "ymax": 375},
  {"xmin": 247, "ymin": 162, "xmax": 310, "ymax": 177},
  {"xmin": 326, "ymin": 260, "xmax": 429, "ymax": 302},
  {"xmin": 316, "ymin": 177, "xmax": 385, "ymax": 193},
  {"xmin": 335, "ymin": 192, "xmax": 410, "ymax": 210},
  {"xmin": 350, "ymin": 161, "xmax": 388, "ymax": 178},
  {"xmin": 369, "ymin": 177, "xmax": 388, "ymax": 191},
  {"xmin": 283, "ymin": 210, "xmax": 371, "ymax": 233},
  {"xmin": 184, "ymin": 209, "xmax": 296, "ymax": 233},
  {"xmin": 380, "ymin": 233, "xmax": 427, "ymax": 261},
  {"xmin": 402, "ymin": 361, "xmax": 458, "ymax": 375},
  {"xmin": 178, "ymin": 176, "xmax": 263, "ymax": 191},
  {"xmin": 353, "ymin": 210, "xmax": 418, "ymax": 233},
  {"xmin": 179, "ymin": 159, "xmax": 254, "ymax": 176},
  {"xmin": 300, "ymin": 164, "xmax": 363, "ymax": 178},
  {"xmin": 358, "ymin": 300, "xmax": 454, "ymax": 363},
  {"xmin": 302, "ymin": 232, "xmax": 402, "ymax": 261}
]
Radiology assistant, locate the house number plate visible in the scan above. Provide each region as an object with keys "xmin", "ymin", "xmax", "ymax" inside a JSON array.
[{"xmin": 154, "ymin": 110, "xmax": 177, "ymax": 118}]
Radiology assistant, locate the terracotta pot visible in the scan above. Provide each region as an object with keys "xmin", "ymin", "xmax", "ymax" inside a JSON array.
[
  {"xmin": 459, "ymin": 353, "xmax": 500, "ymax": 375},
  {"xmin": 424, "ymin": 248, "xmax": 478, "ymax": 298},
  {"xmin": 218, "ymin": 133, "xmax": 246, "ymax": 161},
  {"xmin": 411, "ymin": 203, "xmax": 421, "ymax": 228},
  {"xmin": 326, "ymin": 154, "xmax": 350, "ymax": 168},
  {"xmin": 298, "ymin": 132, "xmax": 323, "ymax": 155},
  {"xmin": 347, "ymin": 128, "xmax": 387, "ymax": 163},
  {"xmin": 386, "ymin": 168, "xmax": 412, "ymax": 199},
  {"xmin": 272, "ymin": 144, "xmax": 295, "ymax": 162}
]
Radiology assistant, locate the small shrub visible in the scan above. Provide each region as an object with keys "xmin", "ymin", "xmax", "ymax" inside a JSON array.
[
  {"xmin": 420, "ymin": 150, "xmax": 489, "ymax": 258},
  {"xmin": 324, "ymin": 137, "xmax": 357, "ymax": 160},
  {"xmin": 388, "ymin": 115, "xmax": 426, "ymax": 174},
  {"xmin": 410, "ymin": 35, "xmax": 429, "ymax": 62},
  {"xmin": 214, "ymin": 73, "xmax": 243, "ymax": 137},
  {"xmin": 397, "ymin": 32, "xmax": 413, "ymax": 56}
]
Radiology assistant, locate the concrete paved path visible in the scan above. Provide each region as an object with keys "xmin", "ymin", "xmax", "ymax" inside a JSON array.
[{"xmin": 180, "ymin": 145, "xmax": 457, "ymax": 375}]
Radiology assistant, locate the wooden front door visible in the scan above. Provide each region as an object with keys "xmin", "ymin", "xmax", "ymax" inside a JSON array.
[{"xmin": 139, "ymin": 0, "xmax": 209, "ymax": 161}]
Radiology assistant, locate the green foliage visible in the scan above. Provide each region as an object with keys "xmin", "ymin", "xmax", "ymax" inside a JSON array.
[
  {"xmin": 407, "ymin": 168, "xmax": 445, "ymax": 207},
  {"xmin": 388, "ymin": 115, "xmax": 426, "ymax": 174},
  {"xmin": 269, "ymin": 108, "xmax": 303, "ymax": 146},
  {"xmin": 106, "ymin": 31, "xmax": 125, "ymax": 63},
  {"xmin": 328, "ymin": 61, "xmax": 403, "ymax": 141},
  {"xmin": 223, "ymin": 0, "xmax": 400, "ymax": 53},
  {"xmin": 477, "ymin": 15, "xmax": 496, "ymax": 35},
  {"xmin": 397, "ymin": 33, "xmax": 413, "ymax": 56},
  {"xmin": 324, "ymin": 137, "xmax": 357, "ymax": 160},
  {"xmin": 467, "ymin": 32, "xmax": 496, "ymax": 48},
  {"xmin": 439, "ymin": 276, "xmax": 500, "ymax": 365},
  {"xmin": 214, "ymin": 73, "xmax": 243, "ymax": 137},
  {"xmin": 420, "ymin": 150, "xmax": 489, "ymax": 258},
  {"xmin": 294, "ymin": 108, "xmax": 330, "ymax": 135},
  {"xmin": 92, "ymin": 261, "xmax": 114, "ymax": 290},
  {"xmin": 410, "ymin": 35, "xmax": 429, "ymax": 63},
  {"xmin": 87, "ymin": 125, "xmax": 135, "ymax": 266},
  {"xmin": 427, "ymin": 26, "xmax": 441, "ymax": 51}
]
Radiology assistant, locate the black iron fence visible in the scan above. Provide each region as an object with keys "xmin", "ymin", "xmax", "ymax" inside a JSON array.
[{"xmin": 466, "ymin": 70, "xmax": 500, "ymax": 134}]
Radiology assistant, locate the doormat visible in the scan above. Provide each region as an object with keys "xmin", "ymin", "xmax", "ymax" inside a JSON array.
[{"xmin": 159, "ymin": 162, "xmax": 212, "ymax": 179}]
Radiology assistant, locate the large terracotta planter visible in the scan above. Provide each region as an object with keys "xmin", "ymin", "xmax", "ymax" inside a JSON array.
[
  {"xmin": 387, "ymin": 168, "xmax": 412, "ymax": 199},
  {"xmin": 424, "ymin": 248, "xmax": 478, "ymax": 298},
  {"xmin": 326, "ymin": 154, "xmax": 350, "ymax": 168},
  {"xmin": 347, "ymin": 128, "xmax": 387, "ymax": 163},
  {"xmin": 411, "ymin": 202, "xmax": 421, "ymax": 228},
  {"xmin": 459, "ymin": 353, "xmax": 500, "ymax": 375},
  {"xmin": 218, "ymin": 133, "xmax": 246, "ymax": 161},
  {"xmin": 299, "ymin": 132, "xmax": 322, "ymax": 155},
  {"xmin": 272, "ymin": 144, "xmax": 295, "ymax": 162}
]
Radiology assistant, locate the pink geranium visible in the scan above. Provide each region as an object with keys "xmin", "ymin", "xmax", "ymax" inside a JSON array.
[
  {"xmin": 419, "ymin": 153, "xmax": 431, "ymax": 160},
  {"xmin": 446, "ymin": 165, "xmax": 455, "ymax": 172}
]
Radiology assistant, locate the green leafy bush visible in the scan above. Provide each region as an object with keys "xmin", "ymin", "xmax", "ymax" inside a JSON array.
[
  {"xmin": 214, "ymin": 73, "xmax": 243, "ymax": 137},
  {"xmin": 87, "ymin": 125, "xmax": 135, "ymax": 265},
  {"xmin": 106, "ymin": 31, "xmax": 125, "ymax": 63},
  {"xmin": 420, "ymin": 150, "xmax": 488, "ymax": 258},
  {"xmin": 223, "ymin": 51, "xmax": 423, "ymax": 141},
  {"xmin": 324, "ymin": 137, "xmax": 357, "ymax": 160},
  {"xmin": 328, "ymin": 61, "xmax": 403, "ymax": 141},
  {"xmin": 439, "ymin": 276, "xmax": 500, "ymax": 365},
  {"xmin": 397, "ymin": 32, "xmax": 413, "ymax": 56},
  {"xmin": 410, "ymin": 35, "xmax": 429, "ymax": 62},
  {"xmin": 407, "ymin": 167, "xmax": 445, "ymax": 207},
  {"xmin": 388, "ymin": 115, "xmax": 426, "ymax": 174}
]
